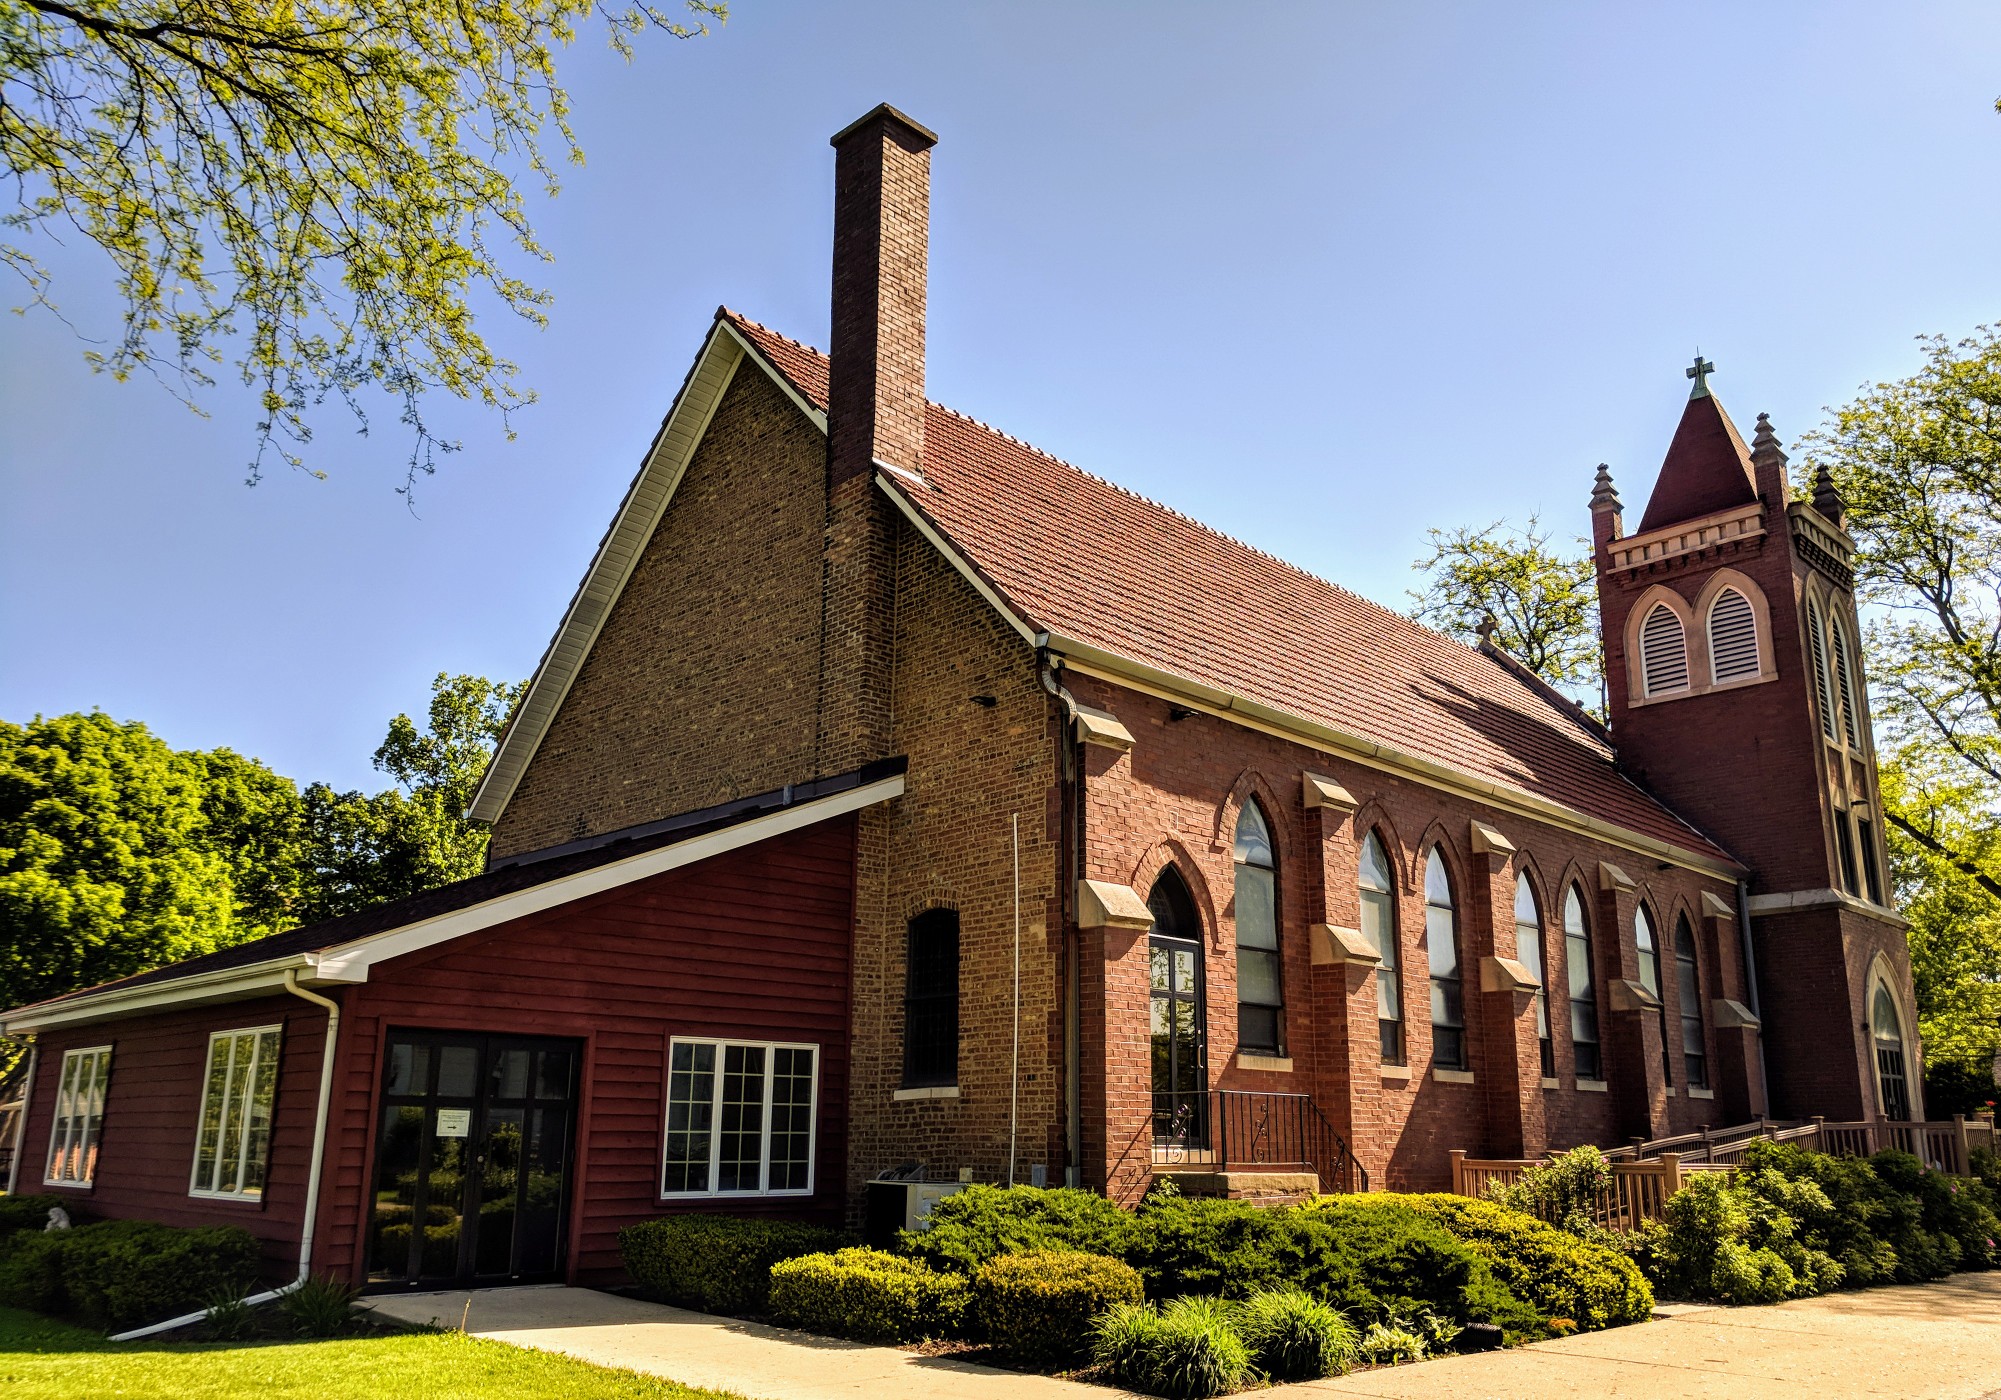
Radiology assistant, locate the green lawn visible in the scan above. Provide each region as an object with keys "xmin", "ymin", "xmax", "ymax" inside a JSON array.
[{"xmin": 0, "ymin": 1305, "xmax": 746, "ymax": 1400}]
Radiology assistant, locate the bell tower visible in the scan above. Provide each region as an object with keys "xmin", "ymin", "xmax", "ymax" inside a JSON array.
[{"xmin": 1591, "ymin": 358, "xmax": 1921, "ymax": 1123}]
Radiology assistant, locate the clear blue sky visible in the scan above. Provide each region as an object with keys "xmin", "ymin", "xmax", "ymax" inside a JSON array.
[{"xmin": 5, "ymin": 1, "xmax": 2000, "ymax": 792}]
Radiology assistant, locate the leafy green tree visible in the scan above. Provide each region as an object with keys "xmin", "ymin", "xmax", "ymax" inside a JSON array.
[
  {"xmin": 2, "ymin": 0, "xmax": 724, "ymax": 485},
  {"xmin": 299, "ymin": 673, "xmax": 522, "ymax": 919},
  {"xmin": 1408, "ymin": 516, "xmax": 1602, "ymax": 704},
  {"xmin": 1800, "ymin": 327, "xmax": 2001, "ymax": 1098},
  {"xmin": 184, "ymin": 745, "xmax": 307, "ymax": 936},
  {"xmin": 0, "ymin": 713, "xmax": 243, "ymax": 1011}
]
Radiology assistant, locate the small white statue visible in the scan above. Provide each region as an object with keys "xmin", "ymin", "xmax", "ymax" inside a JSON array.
[{"xmin": 44, "ymin": 1205, "xmax": 69, "ymax": 1231}]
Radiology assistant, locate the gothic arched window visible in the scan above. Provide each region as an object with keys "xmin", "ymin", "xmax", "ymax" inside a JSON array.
[
  {"xmin": 1635, "ymin": 904, "xmax": 1671, "ymax": 1084},
  {"xmin": 1872, "ymin": 983, "xmax": 1911, "ymax": 1122},
  {"xmin": 1233, "ymin": 800, "xmax": 1283, "ymax": 1055},
  {"xmin": 1425, "ymin": 850, "xmax": 1466, "ymax": 1071},
  {"xmin": 1806, "ymin": 597, "xmax": 1837, "ymax": 740},
  {"xmin": 1564, "ymin": 885, "xmax": 1601, "ymax": 1080},
  {"xmin": 1639, "ymin": 603, "xmax": 1690, "ymax": 696},
  {"xmin": 1707, "ymin": 586, "xmax": 1761, "ymax": 683},
  {"xmin": 1514, "ymin": 873, "xmax": 1553, "ymax": 1078},
  {"xmin": 1359, "ymin": 831, "xmax": 1403, "ymax": 1066},
  {"xmin": 1674, "ymin": 916, "xmax": 1707, "ymax": 1089}
]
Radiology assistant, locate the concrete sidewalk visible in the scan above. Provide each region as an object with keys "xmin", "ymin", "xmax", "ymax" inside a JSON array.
[{"xmin": 368, "ymin": 1271, "xmax": 2001, "ymax": 1400}]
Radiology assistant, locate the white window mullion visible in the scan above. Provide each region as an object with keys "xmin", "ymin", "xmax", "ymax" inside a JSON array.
[
  {"xmin": 759, "ymin": 1052, "xmax": 777, "ymax": 1193},
  {"xmin": 707, "ymin": 1051, "xmax": 726, "ymax": 1197},
  {"xmin": 231, "ymin": 1037, "xmax": 255, "ymax": 1193}
]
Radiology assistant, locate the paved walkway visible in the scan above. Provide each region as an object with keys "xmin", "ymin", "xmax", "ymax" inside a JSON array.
[{"xmin": 368, "ymin": 1271, "xmax": 2001, "ymax": 1400}]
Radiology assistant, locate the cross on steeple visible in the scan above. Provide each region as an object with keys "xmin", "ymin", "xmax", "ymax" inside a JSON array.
[{"xmin": 1686, "ymin": 352, "xmax": 1716, "ymax": 399}]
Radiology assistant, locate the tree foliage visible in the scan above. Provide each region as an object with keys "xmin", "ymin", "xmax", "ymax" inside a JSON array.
[
  {"xmin": 0, "ymin": 673, "xmax": 520, "ymax": 1016},
  {"xmin": 1408, "ymin": 516, "xmax": 1602, "ymax": 704},
  {"xmin": 1800, "ymin": 327, "xmax": 2001, "ymax": 1093},
  {"xmin": 1, "ymin": 0, "xmax": 724, "ymax": 485}
]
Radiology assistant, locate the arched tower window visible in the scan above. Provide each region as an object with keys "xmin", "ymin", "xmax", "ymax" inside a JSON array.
[
  {"xmin": 1564, "ymin": 885, "xmax": 1601, "ymax": 1081},
  {"xmin": 1872, "ymin": 983, "xmax": 1911, "ymax": 1122},
  {"xmin": 1831, "ymin": 617, "xmax": 1862, "ymax": 748},
  {"xmin": 1674, "ymin": 915, "xmax": 1707, "ymax": 1089},
  {"xmin": 1635, "ymin": 904, "xmax": 1671, "ymax": 1084},
  {"xmin": 1806, "ymin": 597, "xmax": 1837, "ymax": 740},
  {"xmin": 1359, "ymin": 831, "xmax": 1403, "ymax": 1066},
  {"xmin": 1707, "ymin": 587, "xmax": 1761, "ymax": 683},
  {"xmin": 1425, "ymin": 850, "xmax": 1466, "ymax": 1071},
  {"xmin": 1514, "ymin": 873, "xmax": 1553, "ymax": 1078},
  {"xmin": 1639, "ymin": 603, "xmax": 1690, "ymax": 696},
  {"xmin": 1233, "ymin": 800, "xmax": 1283, "ymax": 1056}
]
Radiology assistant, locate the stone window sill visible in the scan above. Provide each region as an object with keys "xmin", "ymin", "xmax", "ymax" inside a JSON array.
[
  {"xmin": 1432, "ymin": 1068, "xmax": 1475, "ymax": 1085},
  {"xmin": 1379, "ymin": 1065, "xmax": 1412, "ymax": 1081},
  {"xmin": 1575, "ymin": 1078, "xmax": 1609, "ymax": 1093},
  {"xmin": 1689, "ymin": 1086, "xmax": 1715, "ymax": 1100},
  {"xmin": 893, "ymin": 1085, "xmax": 960, "ymax": 1102},
  {"xmin": 1540, "ymin": 1076, "xmax": 1560, "ymax": 1090},
  {"xmin": 1236, "ymin": 1053, "xmax": 1292, "ymax": 1072}
]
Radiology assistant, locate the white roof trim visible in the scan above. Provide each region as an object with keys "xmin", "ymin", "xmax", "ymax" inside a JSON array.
[
  {"xmin": 469, "ymin": 318, "xmax": 823, "ymax": 826},
  {"xmin": 3, "ymin": 774, "xmax": 904, "ymax": 1034}
]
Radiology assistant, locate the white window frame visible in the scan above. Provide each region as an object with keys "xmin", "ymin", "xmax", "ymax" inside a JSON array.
[
  {"xmin": 659, "ymin": 1037, "xmax": 819, "ymax": 1200},
  {"xmin": 43, "ymin": 1046, "xmax": 112, "ymax": 1188},
  {"xmin": 188, "ymin": 1024, "xmax": 284, "ymax": 1200}
]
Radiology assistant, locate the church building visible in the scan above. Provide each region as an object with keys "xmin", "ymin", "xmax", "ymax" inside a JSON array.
[{"xmin": 0, "ymin": 106, "xmax": 1921, "ymax": 1292}]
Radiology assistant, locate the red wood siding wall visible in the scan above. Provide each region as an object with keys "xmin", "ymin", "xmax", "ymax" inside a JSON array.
[
  {"xmin": 20, "ymin": 993, "xmax": 333, "ymax": 1280},
  {"xmin": 317, "ymin": 813, "xmax": 857, "ymax": 1286}
]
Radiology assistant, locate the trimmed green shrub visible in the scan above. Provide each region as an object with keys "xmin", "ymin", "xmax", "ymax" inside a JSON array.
[
  {"xmin": 1281, "ymin": 1195, "xmax": 1540, "ymax": 1333},
  {"xmin": 1233, "ymin": 1287, "xmax": 1356, "ymax": 1381},
  {"xmin": 970, "ymin": 1249, "xmax": 1142, "ymax": 1367},
  {"xmin": 1971, "ymin": 1146, "xmax": 1999, "ymax": 1194},
  {"xmin": 1488, "ymin": 1145, "xmax": 1615, "ymax": 1234},
  {"xmin": 1412, "ymin": 1194, "xmax": 1653, "ymax": 1330},
  {"xmin": 1091, "ymin": 1297, "xmax": 1252, "ymax": 1400},
  {"xmin": 618, "ymin": 1215, "xmax": 847, "ymax": 1316},
  {"xmin": 0, "ymin": 1219, "xmax": 261, "ymax": 1330},
  {"xmin": 0, "ymin": 1197, "xmax": 66, "ymax": 1241},
  {"xmin": 899, "ymin": 1185, "xmax": 1136, "ymax": 1274},
  {"xmin": 768, "ymin": 1247, "xmax": 967, "ymax": 1343}
]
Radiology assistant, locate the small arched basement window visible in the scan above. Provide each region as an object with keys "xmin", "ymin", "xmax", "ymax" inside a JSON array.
[
  {"xmin": 1564, "ymin": 885, "xmax": 1601, "ymax": 1081},
  {"xmin": 1425, "ymin": 851, "xmax": 1466, "ymax": 1071},
  {"xmin": 1639, "ymin": 603, "xmax": 1690, "ymax": 696},
  {"xmin": 1359, "ymin": 831, "xmax": 1403, "ymax": 1066},
  {"xmin": 1514, "ymin": 874, "xmax": 1553, "ymax": 1078},
  {"xmin": 1707, "ymin": 587, "xmax": 1761, "ymax": 683},
  {"xmin": 1233, "ymin": 799, "xmax": 1283, "ymax": 1056}
]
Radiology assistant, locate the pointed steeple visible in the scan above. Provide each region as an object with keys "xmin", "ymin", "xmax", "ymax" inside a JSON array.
[{"xmin": 1635, "ymin": 357, "xmax": 1759, "ymax": 534}]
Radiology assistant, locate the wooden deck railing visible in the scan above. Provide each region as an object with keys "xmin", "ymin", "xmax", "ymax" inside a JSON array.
[{"xmin": 1449, "ymin": 1111, "xmax": 1997, "ymax": 1233}]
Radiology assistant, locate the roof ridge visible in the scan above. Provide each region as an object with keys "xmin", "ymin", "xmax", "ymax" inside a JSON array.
[{"xmin": 725, "ymin": 307, "xmax": 1596, "ymax": 741}]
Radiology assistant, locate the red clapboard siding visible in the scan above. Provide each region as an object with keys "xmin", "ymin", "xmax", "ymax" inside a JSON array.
[
  {"xmin": 322, "ymin": 812, "xmax": 857, "ymax": 1286},
  {"xmin": 20, "ymin": 992, "xmax": 337, "ymax": 1281}
]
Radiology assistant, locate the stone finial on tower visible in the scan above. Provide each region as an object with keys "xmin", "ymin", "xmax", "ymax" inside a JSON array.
[
  {"xmin": 1589, "ymin": 462, "xmax": 1624, "ymax": 552},
  {"xmin": 1811, "ymin": 463, "xmax": 1847, "ymax": 528},
  {"xmin": 1750, "ymin": 411, "xmax": 1790, "ymax": 508}
]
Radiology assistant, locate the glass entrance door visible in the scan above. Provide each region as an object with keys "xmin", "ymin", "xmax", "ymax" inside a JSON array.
[
  {"xmin": 368, "ymin": 1031, "xmax": 579, "ymax": 1288},
  {"xmin": 1147, "ymin": 871, "xmax": 1207, "ymax": 1151}
]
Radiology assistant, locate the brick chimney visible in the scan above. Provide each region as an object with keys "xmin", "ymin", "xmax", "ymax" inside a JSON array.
[{"xmin": 828, "ymin": 104, "xmax": 937, "ymax": 483}]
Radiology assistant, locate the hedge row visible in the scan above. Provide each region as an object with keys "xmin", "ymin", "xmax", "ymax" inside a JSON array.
[
  {"xmin": 618, "ymin": 1215, "xmax": 847, "ymax": 1315},
  {"xmin": 0, "ymin": 1218, "xmax": 260, "ymax": 1331}
]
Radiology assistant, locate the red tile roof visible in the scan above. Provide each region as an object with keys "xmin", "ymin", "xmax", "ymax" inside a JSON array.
[
  {"xmin": 723, "ymin": 310, "xmax": 1737, "ymax": 867},
  {"xmin": 1636, "ymin": 393, "xmax": 1759, "ymax": 535}
]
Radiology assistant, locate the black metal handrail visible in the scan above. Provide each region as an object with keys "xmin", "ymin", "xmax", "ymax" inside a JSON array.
[{"xmin": 1155, "ymin": 1089, "xmax": 1368, "ymax": 1193}]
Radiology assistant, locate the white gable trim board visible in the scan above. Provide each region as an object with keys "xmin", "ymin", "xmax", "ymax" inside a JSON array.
[{"xmin": 2, "ymin": 774, "xmax": 906, "ymax": 1034}]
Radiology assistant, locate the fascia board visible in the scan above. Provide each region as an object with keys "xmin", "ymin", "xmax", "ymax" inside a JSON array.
[
  {"xmin": 1039, "ymin": 631, "xmax": 1741, "ymax": 881},
  {"xmin": 9, "ymin": 775, "xmax": 905, "ymax": 1033}
]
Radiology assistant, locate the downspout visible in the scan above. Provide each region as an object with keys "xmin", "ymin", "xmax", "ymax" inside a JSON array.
[
  {"xmin": 1040, "ymin": 647, "xmax": 1085, "ymax": 1187},
  {"xmin": 6, "ymin": 1039, "xmax": 37, "ymax": 1195},
  {"xmin": 108, "ymin": 969, "xmax": 344, "ymax": 1342},
  {"xmin": 1736, "ymin": 878, "xmax": 1771, "ymax": 1114}
]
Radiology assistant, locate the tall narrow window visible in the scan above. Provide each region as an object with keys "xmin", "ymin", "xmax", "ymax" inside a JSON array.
[
  {"xmin": 1635, "ymin": 905, "xmax": 1670, "ymax": 1084},
  {"xmin": 1872, "ymin": 984, "xmax": 1911, "ymax": 1122},
  {"xmin": 1674, "ymin": 917, "xmax": 1707, "ymax": 1089},
  {"xmin": 902, "ymin": 909, "xmax": 959, "ymax": 1089},
  {"xmin": 44, "ymin": 1046, "xmax": 111, "ymax": 1187},
  {"xmin": 1831, "ymin": 618, "xmax": 1862, "ymax": 747},
  {"xmin": 1834, "ymin": 808, "xmax": 1860, "ymax": 896},
  {"xmin": 1639, "ymin": 603, "xmax": 1690, "ymax": 696},
  {"xmin": 1565, "ymin": 886, "xmax": 1601, "ymax": 1081},
  {"xmin": 1149, "ymin": 870, "xmax": 1207, "ymax": 1146},
  {"xmin": 190, "ymin": 1026, "xmax": 282, "ymax": 1197},
  {"xmin": 1514, "ymin": 874, "xmax": 1554, "ymax": 1078},
  {"xmin": 1856, "ymin": 814, "xmax": 1884, "ymax": 905},
  {"xmin": 660, "ymin": 1039, "xmax": 818, "ymax": 1196},
  {"xmin": 1707, "ymin": 587, "xmax": 1761, "ymax": 682},
  {"xmin": 1359, "ymin": 832, "xmax": 1403, "ymax": 1066},
  {"xmin": 1233, "ymin": 800, "xmax": 1283, "ymax": 1055},
  {"xmin": 1807, "ymin": 597, "xmax": 1836, "ymax": 739},
  {"xmin": 1425, "ymin": 851, "xmax": 1466, "ymax": 1071}
]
